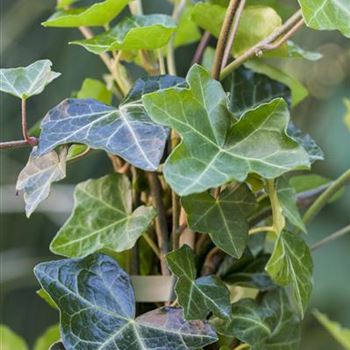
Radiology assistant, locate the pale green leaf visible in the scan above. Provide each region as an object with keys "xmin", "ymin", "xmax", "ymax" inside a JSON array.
[
  {"xmin": 0, "ymin": 60, "xmax": 60, "ymax": 99},
  {"xmin": 37, "ymin": 288, "xmax": 58, "ymax": 310},
  {"xmin": 287, "ymin": 41, "xmax": 323, "ymax": 61},
  {"xmin": 314, "ymin": 310, "xmax": 350, "ymax": 350},
  {"xmin": 174, "ymin": 5, "xmax": 201, "ymax": 48},
  {"xmin": 215, "ymin": 288, "xmax": 301, "ymax": 349},
  {"xmin": 143, "ymin": 65, "xmax": 310, "ymax": 196},
  {"xmin": 0, "ymin": 325, "xmax": 28, "ymax": 350},
  {"xmin": 33, "ymin": 325, "xmax": 60, "ymax": 350},
  {"xmin": 277, "ymin": 178, "xmax": 306, "ymax": 233},
  {"xmin": 298, "ymin": 0, "xmax": 350, "ymax": 38},
  {"xmin": 182, "ymin": 184, "xmax": 257, "ymax": 258},
  {"xmin": 77, "ymin": 78, "xmax": 112, "ymax": 105},
  {"xmin": 16, "ymin": 147, "xmax": 67, "ymax": 218},
  {"xmin": 50, "ymin": 174, "xmax": 156, "ymax": 257},
  {"xmin": 43, "ymin": 0, "xmax": 131, "ymax": 27},
  {"xmin": 343, "ymin": 98, "xmax": 350, "ymax": 132},
  {"xmin": 245, "ymin": 60, "xmax": 308, "ymax": 106},
  {"xmin": 166, "ymin": 245, "xmax": 231, "ymax": 320},
  {"xmin": 34, "ymin": 253, "xmax": 218, "ymax": 349},
  {"xmin": 66, "ymin": 144, "xmax": 89, "ymax": 161},
  {"xmin": 72, "ymin": 15, "xmax": 176, "ymax": 54},
  {"xmin": 192, "ymin": 3, "xmax": 287, "ymax": 56},
  {"xmin": 266, "ymin": 231, "xmax": 313, "ymax": 317}
]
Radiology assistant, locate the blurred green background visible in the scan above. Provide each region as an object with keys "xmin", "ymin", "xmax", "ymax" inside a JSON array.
[{"xmin": 0, "ymin": 0, "xmax": 349, "ymax": 348}]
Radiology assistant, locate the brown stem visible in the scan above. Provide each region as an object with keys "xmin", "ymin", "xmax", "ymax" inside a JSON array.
[
  {"xmin": 192, "ymin": 31, "xmax": 211, "ymax": 65},
  {"xmin": 147, "ymin": 172, "xmax": 170, "ymax": 275},
  {"xmin": 212, "ymin": 0, "xmax": 240, "ymax": 79},
  {"xmin": 0, "ymin": 140, "xmax": 36, "ymax": 150},
  {"xmin": 311, "ymin": 224, "xmax": 350, "ymax": 252},
  {"xmin": 220, "ymin": 10, "xmax": 304, "ymax": 79},
  {"xmin": 221, "ymin": 0, "xmax": 246, "ymax": 70}
]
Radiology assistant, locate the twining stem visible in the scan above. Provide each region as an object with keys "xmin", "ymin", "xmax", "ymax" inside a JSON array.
[
  {"xmin": 303, "ymin": 169, "xmax": 350, "ymax": 225},
  {"xmin": 311, "ymin": 224, "xmax": 350, "ymax": 252},
  {"xmin": 221, "ymin": 0, "xmax": 246, "ymax": 70},
  {"xmin": 0, "ymin": 140, "xmax": 34, "ymax": 150},
  {"xmin": 147, "ymin": 172, "xmax": 170, "ymax": 275},
  {"xmin": 266, "ymin": 179, "xmax": 285, "ymax": 235},
  {"xmin": 220, "ymin": 9, "xmax": 304, "ymax": 79},
  {"xmin": 212, "ymin": 0, "xmax": 240, "ymax": 79},
  {"xmin": 192, "ymin": 31, "xmax": 211, "ymax": 65}
]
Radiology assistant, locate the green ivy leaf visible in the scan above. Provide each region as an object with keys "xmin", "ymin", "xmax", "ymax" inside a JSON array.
[
  {"xmin": 34, "ymin": 253, "xmax": 218, "ymax": 349},
  {"xmin": 72, "ymin": 15, "xmax": 177, "ymax": 54},
  {"xmin": 143, "ymin": 65, "xmax": 310, "ymax": 196},
  {"xmin": 77, "ymin": 78, "xmax": 112, "ymax": 105},
  {"xmin": 266, "ymin": 231, "xmax": 313, "ymax": 318},
  {"xmin": 16, "ymin": 147, "xmax": 67, "ymax": 218},
  {"xmin": 174, "ymin": 5, "xmax": 201, "ymax": 48},
  {"xmin": 215, "ymin": 289, "xmax": 301, "ymax": 349},
  {"xmin": 298, "ymin": 0, "xmax": 350, "ymax": 38},
  {"xmin": 33, "ymin": 325, "xmax": 60, "ymax": 350},
  {"xmin": 313, "ymin": 310, "xmax": 350, "ymax": 349},
  {"xmin": 0, "ymin": 60, "xmax": 60, "ymax": 99},
  {"xmin": 50, "ymin": 174, "xmax": 155, "ymax": 257},
  {"xmin": 43, "ymin": 0, "xmax": 131, "ymax": 27},
  {"xmin": 182, "ymin": 184, "xmax": 257, "ymax": 258},
  {"xmin": 37, "ymin": 75, "xmax": 184, "ymax": 171},
  {"xmin": 192, "ymin": 3, "xmax": 286, "ymax": 57},
  {"xmin": 277, "ymin": 178, "xmax": 306, "ymax": 233},
  {"xmin": 166, "ymin": 245, "xmax": 231, "ymax": 320},
  {"xmin": 287, "ymin": 41, "xmax": 323, "ymax": 61},
  {"xmin": 0, "ymin": 325, "xmax": 28, "ymax": 350}
]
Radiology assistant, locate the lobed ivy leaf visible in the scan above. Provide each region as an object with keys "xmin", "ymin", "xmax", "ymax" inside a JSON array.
[
  {"xmin": 0, "ymin": 60, "xmax": 60, "ymax": 99},
  {"xmin": 266, "ymin": 231, "xmax": 313, "ymax": 318},
  {"xmin": 215, "ymin": 288, "xmax": 301, "ymax": 349},
  {"xmin": 277, "ymin": 178, "xmax": 306, "ymax": 233},
  {"xmin": 313, "ymin": 310, "xmax": 350, "ymax": 349},
  {"xmin": 72, "ymin": 15, "xmax": 177, "ymax": 54},
  {"xmin": 16, "ymin": 147, "xmax": 67, "ymax": 218},
  {"xmin": 43, "ymin": 0, "xmax": 131, "ymax": 27},
  {"xmin": 298, "ymin": 0, "xmax": 350, "ymax": 38},
  {"xmin": 37, "ymin": 75, "xmax": 184, "ymax": 171},
  {"xmin": 77, "ymin": 78, "xmax": 112, "ymax": 105},
  {"xmin": 223, "ymin": 66, "xmax": 323, "ymax": 163},
  {"xmin": 34, "ymin": 253, "xmax": 218, "ymax": 349},
  {"xmin": 143, "ymin": 65, "xmax": 310, "ymax": 196},
  {"xmin": 33, "ymin": 324, "xmax": 60, "ymax": 350},
  {"xmin": 182, "ymin": 184, "xmax": 257, "ymax": 258},
  {"xmin": 50, "ymin": 174, "xmax": 155, "ymax": 258},
  {"xmin": 166, "ymin": 245, "xmax": 231, "ymax": 320},
  {"xmin": 0, "ymin": 325, "xmax": 28, "ymax": 350},
  {"xmin": 192, "ymin": 3, "xmax": 286, "ymax": 57}
]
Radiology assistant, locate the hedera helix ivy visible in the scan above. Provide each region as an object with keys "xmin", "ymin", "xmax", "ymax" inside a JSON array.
[{"xmin": 1, "ymin": 0, "xmax": 350, "ymax": 349}]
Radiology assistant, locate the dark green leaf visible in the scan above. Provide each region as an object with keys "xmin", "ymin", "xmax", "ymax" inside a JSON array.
[
  {"xmin": 34, "ymin": 253, "xmax": 218, "ymax": 349},
  {"xmin": 216, "ymin": 289, "xmax": 301, "ymax": 349},
  {"xmin": 166, "ymin": 245, "xmax": 231, "ymax": 320},
  {"xmin": 266, "ymin": 231, "xmax": 313, "ymax": 317},
  {"xmin": 182, "ymin": 184, "xmax": 257, "ymax": 258},
  {"xmin": 50, "ymin": 174, "xmax": 155, "ymax": 257},
  {"xmin": 43, "ymin": 0, "xmax": 131, "ymax": 27},
  {"xmin": 0, "ymin": 60, "xmax": 60, "ymax": 99},
  {"xmin": 277, "ymin": 178, "xmax": 306, "ymax": 233},
  {"xmin": 143, "ymin": 65, "xmax": 310, "ymax": 196},
  {"xmin": 49, "ymin": 343, "xmax": 65, "ymax": 350},
  {"xmin": 16, "ymin": 147, "xmax": 67, "ymax": 217},
  {"xmin": 298, "ymin": 0, "xmax": 350, "ymax": 38},
  {"xmin": 77, "ymin": 78, "xmax": 112, "ymax": 105},
  {"xmin": 37, "ymin": 75, "xmax": 184, "ymax": 171},
  {"xmin": 72, "ymin": 15, "xmax": 176, "ymax": 54}
]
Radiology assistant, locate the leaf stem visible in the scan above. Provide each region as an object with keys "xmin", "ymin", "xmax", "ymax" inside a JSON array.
[
  {"xmin": 266, "ymin": 179, "xmax": 285, "ymax": 235},
  {"xmin": 147, "ymin": 172, "xmax": 170, "ymax": 275},
  {"xmin": 220, "ymin": 9, "xmax": 304, "ymax": 79},
  {"xmin": 158, "ymin": 49, "xmax": 166, "ymax": 75},
  {"xmin": 303, "ymin": 169, "xmax": 350, "ymax": 225},
  {"xmin": 0, "ymin": 140, "xmax": 35, "ymax": 150},
  {"xmin": 192, "ymin": 31, "xmax": 211, "ymax": 65},
  {"xmin": 248, "ymin": 226, "xmax": 276, "ymax": 235},
  {"xmin": 212, "ymin": 0, "xmax": 240, "ymax": 79},
  {"xmin": 221, "ymin": 0, "xmax": 246, "ymax": 70},
  {"xmin": 311, "ymin": 224, "xmax": 350, "ymax": 252}
]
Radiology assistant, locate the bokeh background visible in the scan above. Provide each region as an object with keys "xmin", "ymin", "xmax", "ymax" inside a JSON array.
[{"xmin": 0, "ymin": 0, "xmax": 349, "ymax": 348}]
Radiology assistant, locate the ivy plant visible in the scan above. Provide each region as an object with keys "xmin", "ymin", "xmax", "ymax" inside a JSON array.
[{"xmin": 1, "ymin": 0, "xmax": 350, "ymax": 349}]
